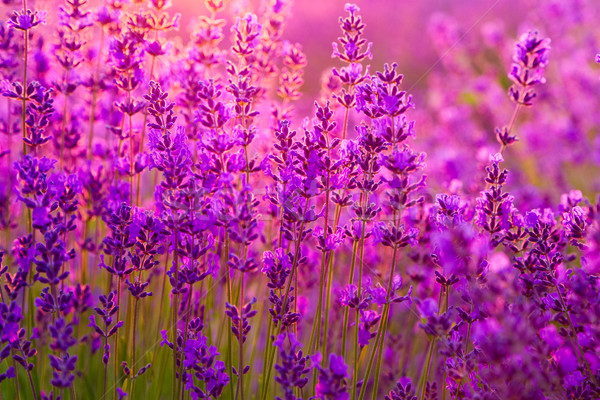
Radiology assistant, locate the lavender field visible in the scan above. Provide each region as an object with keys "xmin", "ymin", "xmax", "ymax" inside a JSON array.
[{"xmin": 0, "ymin": 0, "xmax": 599, "ymax": 399}]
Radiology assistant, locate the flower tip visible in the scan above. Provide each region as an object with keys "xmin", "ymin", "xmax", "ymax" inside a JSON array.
[{"xmin": 344, "ymin": 3, "xmax": 360, "ymax": 13}]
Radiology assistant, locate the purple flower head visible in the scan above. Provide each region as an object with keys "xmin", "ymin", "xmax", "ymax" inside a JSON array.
[
  {"xmin": 434, "ymin": 194, "xmax": 465, "ymax": 227},
  {"xmin": 513, "ymin": 31, "xmax": 550, "ymax": 69},
  {"xmin": 358, "ymin": 309, "xmax": 380, "ymax": 347},
  {"xmin": 8, "ymin": 9, "xmax": 47, "ymax": 31},
  {"xmin": 0, "ymin": 366, "xmax": 15, "ymax": 383},
  {"xmin": 524, "ymin": 208, "xmax": 555, "ymax": 229},
  {"xmin": 559, "ymin": 190, "xmax": 583, "ymax": 212},
  {"xmin": 116, "ymin": 388, "xmax": 128, "ymax": 400},
  {"xmin": 508, "ymin": 30, "xmax": 550, "ymax": 106},
  {"xmin": 340, "ymin": 283, "xmax": 371, "ymax": 310},
  {"xmin": 231, "ymin": 13, "xmax": 262, "ymax": 58},
  {"xmin": 385, "ymin": 377, "xmax": 417, "ymax": 400},
  {"xmin": 372, "ymin": 222, "xmax": 419, "ymax": 248},
  {"xmin": 562, "ymin": 206, "xmax": 586, "ymax": 245},
  {"xmin": 332, "ymin": 3, "xmax": 372, "ymax": 64},
  {"xmin": 96, "ymin": 6, "xmax": 119, "ymax": 26},
  {"xmin": 380, "ymin": 145, "xmax": 425, "ymax": 176},
  {"xmin": 262, "ymin": 249, "xmax": 292, "ymax": 290},
  {"xmin": 314, "ymin": 353, "xmax": 349, "ymax": 400},
  {"xmin": 225, "ymin": 297, "xmax": 257, "ymax": 344},
  {"xmin": 0, "ymin": 301, "xmax": 23, "ymax": 343},
  {"xmin": 274, "ymin": 332, "xmax": 310, "ymax": 399}
]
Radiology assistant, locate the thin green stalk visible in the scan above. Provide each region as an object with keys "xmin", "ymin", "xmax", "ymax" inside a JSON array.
[
  {"xmin": 103, "ymin": 332, "xmax": 108, "ymax": 400},
  {"xmin": 11, "ymin": 353, "xmax": 20, "ymax": 400},
  {"xmin": 153, "ymin": 251, "xmax": 170, "ymax": 365},
  {"xmin": 350, "ymin": 219, "xmax": 367, "ymax": 400},
  {"xmin": 236, "ymin": 273, "xmax": 245, "ymax": 400},
  {"xmin": 341, "ymin": 240, "xmax": 359, "ymax": 355},
  {"xmin": 263, "ymin": 198, "xmax": 309, "ymax": 400},
  {"xmin": 81, "ymin": 219, "xmax": 90, "ymax": 285},
  {"xmin": 244, "ymin": 280, "xmax": 265, "ymax": 395},
  {"xmin": 179, "ymin": 284, "xmax": 194, "ymax": 400},
  {"xmin": 18, "ymin": 344, "xmax": 38, "ymax": 400},
  {"xmin": 418, "ymin": 338, "xmax": 436, "ymax": 400},
  {"xmin": 314, "ymin": 162, "xmax": 332, "ymax": 352},
  {"xmin": 441, "ymin": 285, "xmax": 450, "ymax": 400},
  {"xmin": 370, "ymin": 245, "xmax": 399, "ymax": 399},
  {"xmin": 259, "ymin": 316, "xmax": 273, "ymax": 396},
  {"xmin": 113, "ymin": 276, "xmax": 122, "ymax": 400},
  {"xmin": 130, "ymin": 297, "xmax": 139, "ymax": 396},
  {"xmin": 128, "ymin": 91, "xmax": 134, "ymax": 206},
  {"xmin": 261, "ymin": 314, "xmax": 279, "ymax": 400},
  {"xmin": 357, "ymin": 304, "xmax": 387, "ymax": 400},
  {"xmin": 172, "ymin": 227, "xmax": 181, "ymax": 400},
  {"xmin": 455, "ymin": 322, "xmax": 471, "ymax": 398},
  {"xmin": 224, "ymin": 230, "xmax": 234, "ymax": 400},
  {"xmin": 21, "ymin": 27, "xmax": 28, "ymax": 155},
  {"xmin": 309, "ymin": 250, "xmax": 327, "ymax": 354},
  {"xmin": 321, "ymin": 249, "xmax": 335, "ymax": 355}
]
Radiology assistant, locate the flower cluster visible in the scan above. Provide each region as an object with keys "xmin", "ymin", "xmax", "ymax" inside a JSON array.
[{"xmin": 0, "ymin": 2, "xmax": 598, "ymax": 400}]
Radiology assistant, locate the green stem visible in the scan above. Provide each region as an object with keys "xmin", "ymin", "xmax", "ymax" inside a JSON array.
[
  {"xmin": 370, "ymin": 245, "xmax": 399, "ymax": 399},
  {"xmin": 321, "ymin": 249, "xmax": 335, "ymax": 355},
  {"xmin": 103, "ymin": 333, "xmax": 108, "ymax": 400},
  {"xmin": 113, "ymin": 276, "xmax": 122, "ymax": 400},
  {"xmin": 11, "ymin": 354, "xmax": 20, "ymax": 400},
  {"xmin": 357, "ymin": 304, "xmax": 387, "ymax": 400},
  {"xmin": 341, "ymin": 240, "xmax": 359, "ymax": 356},
  {"xmin": 179, "ymin": 284, "xmax": 193, "ymax": 400},
  {"xmin": 418, "ymin": 339, "xmax": 436, "ymax": 400},
  {"xmin": 21, "ymin": 27, "xmax": 28, "ymax": 155},
  {"xmin": 236, "ymin": 273, "xmax": 245, "ymax": 400},
  {"xmin": 172, "ymin": 227, "xmax": 180, "ymax": 400},
  {"xmin": 130, "ymin": 297, "xmax": 139, "ymax": 395},
  {"xmin": 128, "ymin": 91, "xmax": 134, "ymax": 206},
  {"xmin": 18, "ymin": 345, "xmax": 38, "ymax": 400},
  {"xmin": 455, "ymin": 322, "xmax": 471, "ymax": 398},
  {"xmin": 153, "ymin": 251, "xmax": 170, "ymax": 366},
  {"xmin": 309, "ymin": 250, "xmax": 327, "ymax": 354},
  {"xmin": 351, "ymin": 219, "xmax": 367, "ymax": 400},
  {"xmin": 224, "ymin": 230, "xmax": 234, "ymax": 400},
  {"xmin": 259, "ymin": 317, "xmax": 273, "ymax": 396}
]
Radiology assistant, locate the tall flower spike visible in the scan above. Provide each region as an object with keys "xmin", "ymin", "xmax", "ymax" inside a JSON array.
[
  {"xmin": 332, "ymin": 4, "xmax": 372, "ymax": 63},
  {"xmin": 508, "ymin": 31, "xmax": 550, "ymax": 107}
]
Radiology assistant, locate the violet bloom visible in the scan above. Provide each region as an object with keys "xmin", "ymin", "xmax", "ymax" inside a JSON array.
[
  {"xmin": 314, "ymin": 352, "xmax": 349, "ymax": 400},
  {"xmin": 385, "ymin": 377, "xmax": 417, "ymax": 400},
  {"xmin": 508, "ymin": 30, "xmax": 551, "ymax": 107},
  {"xmin": 8, "ymin": 9, "xmax": 47, "ymax": 31},
  {"xmin": 331, "ymin": 4, "xmax": 372, "ymax": 64},
  {"xmin": 47, "ymin": 318, "xmax": 78, "ymax": 388},
  {"xmin": 273, "ymin": 332, "xmax": 310, "ymax": 400}
]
